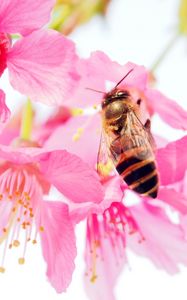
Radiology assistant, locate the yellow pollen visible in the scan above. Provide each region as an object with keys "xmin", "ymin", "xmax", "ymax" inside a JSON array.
[
  {"xmin": 3, "ymin": 228, "xmax": 7, "ymax": 233},
  {"xmin": 72, "ymin": 127, "xmax": 84, "ymax": 142},
  {"xmin": 71, "ymin": 108, "xmax": 84, "ymax": 116},
  {"xmin": 32, "ymin": 240, "xmax": 37, "ymax": 244},
  {"xmin": 24, "ymin": 211, "xmax": 27, "ymax": 215},
  {"xmin": 18, "ymin": 258, "xmax": 25, "ymax": 265},
  {"xmin": 12, "ymin": 207, "xmax": 16, "ymax": 212},
  {"xmin": 17, "ymin": 217, "xmax": 20, "ymax": 222},
  {"xmin": 93, "ymin": 104, "xmax": 98, "ymax": 109},
  {"xmin": 90, "ymin": 274, "xmax": 97, "ymax": 283},
  {"xmin": 8, "ymin": 195, "xmax": 13, "ymax": 200},
  {"xmin": 39, "ymin": 226, "xmax": 44, "ymax": 232},
  {"xmin": 13, "ymin": 240, "xmax": 20, "ymax": 247},
  {"xmin": 30, "ymin": 213, "xmax": 34, "ymax": 218},
  {"xmin": 0, "ymin": 194, "xmax": 3, "ymax": 200},
  {"xmin": 0, "ymin": 267, "xmax": 5, "ymax": 273},
  {"xmin": 15, "ymin": 191, "xmax": 20, "ymax": 196},
  {"xmin": 18, "ymin": 199, "xmax": 23, "ymax": 205},
  {"xmin": 97, "ymin": 161, "xmax": 114, "ymax": 177}
]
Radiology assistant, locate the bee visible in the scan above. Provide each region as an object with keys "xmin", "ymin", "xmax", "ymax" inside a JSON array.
[{"xmin": 97, "ymin": 69, "xmax": 159, "ymax": 198}]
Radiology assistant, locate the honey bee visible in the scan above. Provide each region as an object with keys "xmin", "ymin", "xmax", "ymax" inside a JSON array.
[{"xmin": 98, "ymin": 69, "xmax": 159, "ymax": 198}]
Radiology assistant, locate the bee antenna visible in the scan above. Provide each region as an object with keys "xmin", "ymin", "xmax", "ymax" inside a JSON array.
[
  {"xmin": 86, "ymin": 87, "xmax": 105, "ymax": 94},
  {"xmin": 115, "ymin": 68, "xmax": 134, "ymax": 88}
]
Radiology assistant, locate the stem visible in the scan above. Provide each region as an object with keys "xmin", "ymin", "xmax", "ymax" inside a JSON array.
[
  {"xmin": 20, "ymin": 99, "xmax": 33, "ymax": 140},
  {"xmin": 151, "ymin": 32, "xmax": 180, "ymax": 72}
]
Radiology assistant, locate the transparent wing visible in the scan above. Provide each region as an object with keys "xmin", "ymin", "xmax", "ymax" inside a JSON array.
[
  {"xmin": 97, "ymin": 130, "xmax": 115, "ymax": 179},
  {"xmin": 105, "ymin": 111, "xmax": 156, "ymax": 166}
]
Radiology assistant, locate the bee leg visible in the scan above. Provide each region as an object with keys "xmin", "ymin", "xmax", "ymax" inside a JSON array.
[
  {"xmin": 136, "ymin": 98, "xmax": 142, "ymax": 105},
  {"xmin": 144, "ymin": 119, "xmax": 151, "ymax": 130}
]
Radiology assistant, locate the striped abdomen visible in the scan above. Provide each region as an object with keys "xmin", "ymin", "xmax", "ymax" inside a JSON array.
[{"xmin": 116, "ymin": 152, "xmax": 159, "ymax": 198}]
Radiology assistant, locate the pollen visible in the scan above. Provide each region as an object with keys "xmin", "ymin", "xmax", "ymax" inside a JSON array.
[
  {"xmin": 13, "ymin": 240, "xmax": 20, "ymax": 247},
  {"xmin": 90, "ymin": 274, "xmax": 97, "ymax": 283},
  {"xmin": 39, "ymin": 226, "xmax": 44, "ymax": 232},
  {"xmin": 18, "ymin": 258, "xmax": 25, "ymax": 265},
  {"xmin": 32, "ymin": 240, "xmax": 37, "ymax": 244},
  {"xmin": 0, "ymin": 267, "xmax": 5, "ymax": 273},
  {"xmin": 71, "ymin": 108, "xmax": 84, "ymax": 116},
  {"xmin": 72, "ymin": 127, "xmax": 84, "ymax": 142}
]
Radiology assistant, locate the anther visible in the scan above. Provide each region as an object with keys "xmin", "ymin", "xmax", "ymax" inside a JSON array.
[
  {"xmin": 39, "ymin": 226, "xmax": 44, "ymax": 232},
  {"xmin": 0, "ymin": 267, "xmax": 5, "ymax": 273},
  {"xmin": 13, "ymin": 240, "xmax": 20, "ymax": 247},
  {"xmin": 18, "ymin": 258, "xmax": 25, "ymax": 265}
]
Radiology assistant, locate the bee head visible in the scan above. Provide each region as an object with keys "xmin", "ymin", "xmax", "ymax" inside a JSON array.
[{"xmin": 102, "ymin": 89, "xmax": 130, "ymax": 108}]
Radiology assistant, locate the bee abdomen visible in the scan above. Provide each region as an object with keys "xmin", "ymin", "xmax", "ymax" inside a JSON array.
[{"xmin": 116, "ymin": 157, "xmax": 158, "ymax": 198}]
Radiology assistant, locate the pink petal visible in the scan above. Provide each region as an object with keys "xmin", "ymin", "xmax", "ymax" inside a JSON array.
[
  {"xmin": 39, "ymin": 201, "xmax": 76, "ymax": 292},
  {"xmin": 35, "ymin": 106, "xmax": 72, "ymax": 145},
  {"xmin": 0, "ymin": 0, "xmax": 55, "ymax": 35},
  {"xmin": 158, "ymin": 187, "xmax": 187, "ymax": 215},
  {"xmin": 156, "ymin": 136, "xmax": 187, "ymax": 185},
  {"xmin": 7, "ymin": 29, "xmax": 80, "ymax": 105},
  {"xmin": 179, "ymin": 215, "xmax": 187, "ymax": 240},
  {"xmin": 0, "ymin": 89, "xmax": 10, "ymax": 122},
  {"xmin": 145, "ymin": 89, "xmax": 187, "ymax": 130},
  {"xmin": 128, "ymin": 203, "xmax": 187, "ymax": 273},
  {"xmin": 70, "ymin": 176, "xmax": 124, "ymax": 224},
  {"xmin": 38, "ymin": 150, "xmax": 104, "ymax": 204},
  {"xmin": 44, "ymin": 114, "xmax": 101, "ymax": 168},
  {"xmin": 67, "ymin": 51, "xmax": 148, "ymax": 107}
]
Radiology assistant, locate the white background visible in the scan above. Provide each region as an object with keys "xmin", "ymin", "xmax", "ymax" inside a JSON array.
[{"xmin": 1, "ymin": 0, "xmax": 187, "ymax": 299}]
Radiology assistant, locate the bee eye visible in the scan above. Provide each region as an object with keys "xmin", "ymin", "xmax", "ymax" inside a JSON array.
[
  {"xmin": 117, "ymin": 91, "xmax": 124, "ymax": 96},
  {"xmin": 116, "ymin": 91, "xmax": 129, "ymax": 98}
]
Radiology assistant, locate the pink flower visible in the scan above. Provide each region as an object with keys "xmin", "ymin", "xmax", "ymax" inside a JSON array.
[
  {"xmin": 0, "ymin": 0, "xmax": 80, "ymax": 121},
  {"xmin": 0, "ymin": 144, "xmax": 103, "ymax": 292},
  {"xmin": 84, "ymin": 201, "xmax": 187, "ymax": 300},
  {"xmin": 42, "ymin": 109, "xmax": 187, "ymax": 298}
]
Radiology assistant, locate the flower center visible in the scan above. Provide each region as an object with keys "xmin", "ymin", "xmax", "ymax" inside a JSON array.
[
  {"xmin": 0, "ymin": 33, "xmax": 11, "ymax": 77},
  {"xmin": 0, "ymin": 166, "xmax": 44, "ymax": 272},
  {"xmin": 86, "ymin": 202, "xmax": 145, "ymax": 282}
]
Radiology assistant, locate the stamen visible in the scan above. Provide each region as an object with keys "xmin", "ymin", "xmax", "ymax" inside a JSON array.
[{"xmin": 72, "ymin": 127, "xmax": 84, "ymax": 141}]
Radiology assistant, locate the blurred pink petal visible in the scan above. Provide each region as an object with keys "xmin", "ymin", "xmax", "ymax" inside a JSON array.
[
  {"xmin": 84, "ymin": 203, "xmax": 128, "ymax": 300},
  {"xmin": 128, "ymin": 203, "xmax": 187, "ymax": 273},
  {"xmin": 0, "ymin": 89, "xmax": 10, "ymax": 122},
  {"xmin": 157, "ymin": 135, "xmax": 187, "ymax": 185},
  {"xmin": 145, "ymin": 89, "xmax": 187, "ymax": 130},
  {"xmin": 44, "ymin": 114, "xmax": 101, "ymax": 167},
  {"xmin": 39, "ymin": 150, "xmax": 103, "ymax": 204},
  {"xmin": 7, "ymin": 29, "xmax": 80, "ymax": 105},
  {"xmin": 179, "ymin": 215, "xmax": 187, "ymax": 240},
  {"xmin": 0, "ymin": 0, "xmax": 55, "ymax": 35},
  {"xmin": 67, "ymin": 51, "xmax": 148, "ymax": 107},
  {"xmin": 158, "ymin": 187, "xmax": 187, "ymax": 214},
  {"xmin": 36, "ymin": 106, "xmax": 72, "ymax": 145},
  {"xmin": 40, "ymin": 201, "xmax": 76, "ymax": 293}
]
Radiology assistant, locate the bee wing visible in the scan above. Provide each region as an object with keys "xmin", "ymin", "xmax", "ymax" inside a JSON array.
[
  {"xmin": 120, "ymin": 111, "xmax": 155, "ymax": 155},
  {"xmin": 97, "ymin": 129, "xmax": 115, "ymax": 179}
]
